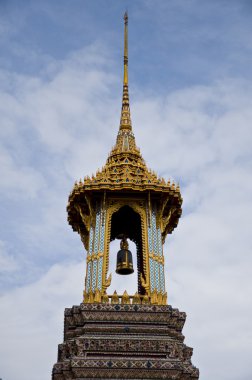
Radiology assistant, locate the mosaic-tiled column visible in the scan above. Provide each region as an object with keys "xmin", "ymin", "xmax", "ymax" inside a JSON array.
[
  {"xmin": 147, "ymin": 201, "xmax": 165, "ymax": 294},
  {"xmin": 85, "ymin": 200, "xmax": 106, "ymax": 293}
]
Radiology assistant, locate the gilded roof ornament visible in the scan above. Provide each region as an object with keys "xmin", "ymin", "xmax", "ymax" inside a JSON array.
[{"xmin": 120, "ymin": 11, "xmax": 132, "ymax": 132}]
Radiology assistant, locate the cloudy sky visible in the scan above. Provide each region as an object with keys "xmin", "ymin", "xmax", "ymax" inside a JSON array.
[{"xmin": 0, "ymin": 0, "xmax": 252, "ymax": 379}]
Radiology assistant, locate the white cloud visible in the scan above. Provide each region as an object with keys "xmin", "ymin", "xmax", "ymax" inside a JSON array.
[
  {"xmin": 0, "ymin": 43, "xmax": 120, "ymax": 275},
  {"xmin": 0, "ymin": 241, "xmax": 18, "ymax": 273},
  {"xmin": 0, "ymin": 261, "xmax": 83, "ymax": 380},
  {"xmin": 0, "ymin": 29, "xmax": 252, "ymax": 380},
  {"xmin": 131, "ymin": 79, "xmax": 252, "ymax": 379},
  {"xmin": 0, "ymin": 146, "xmax": 46, "ymax": 199}
]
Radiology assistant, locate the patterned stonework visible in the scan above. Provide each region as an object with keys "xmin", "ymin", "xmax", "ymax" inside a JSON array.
[{"xmin": 52, "ymin": 304, "xmax": 199, "ymax": 379}]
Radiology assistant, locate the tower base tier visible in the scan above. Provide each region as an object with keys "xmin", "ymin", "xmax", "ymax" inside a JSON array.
[{"xmin": 52, "ymin": 303, "xmax": 199, "ymax": 379}]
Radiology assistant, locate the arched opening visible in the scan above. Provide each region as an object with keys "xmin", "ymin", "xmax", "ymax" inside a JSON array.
[{"xmin": 108, "ymin": 205, "xmax": 145, "ymax": 295}]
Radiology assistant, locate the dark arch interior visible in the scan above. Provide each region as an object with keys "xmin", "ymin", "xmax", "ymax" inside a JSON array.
[{"xmin": 110, "ymin": 205, "xmax": 145, "ymax": 294}]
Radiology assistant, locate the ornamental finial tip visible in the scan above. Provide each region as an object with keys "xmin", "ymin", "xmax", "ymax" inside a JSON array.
[
  {"xmin": 124, "ymin": 11, "xmax": 128, "ymax": 24},
  {"xmin": 119, "ymin": 9, "xmax": 132, "ymax": 131}
]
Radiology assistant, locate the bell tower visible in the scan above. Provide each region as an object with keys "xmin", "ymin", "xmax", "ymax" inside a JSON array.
[
  {"xmin": 52, "ymin": 13, "xmax": 199, "ymax": 380},
  {"xmin": 67, "ymin": 12, "xmax": 182, "ymax": 304}
]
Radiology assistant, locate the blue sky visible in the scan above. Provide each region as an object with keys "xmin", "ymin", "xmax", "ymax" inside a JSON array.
[{"xmin": 0, "ymin": 1, "xmax": 252, "ymax": 379}]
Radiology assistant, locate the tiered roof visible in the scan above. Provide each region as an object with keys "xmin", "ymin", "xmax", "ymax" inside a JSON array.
[{"xmin": 67, "ymin": 12, "xmax": 182, "ymax": 245}]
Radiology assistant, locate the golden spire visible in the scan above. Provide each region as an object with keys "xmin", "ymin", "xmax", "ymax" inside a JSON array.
[
  {"xmin": 123, "ymin": 11, "xmax": 128, "ymax": 85},
  {"xmin": 119, "ymin": 12, "xmax": 132, "ymax": 131}
]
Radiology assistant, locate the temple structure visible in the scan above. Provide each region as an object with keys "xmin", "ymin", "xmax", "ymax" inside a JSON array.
[{"xmin": 52, "ymin": 13, "xmax": 199, "ymax": 380}]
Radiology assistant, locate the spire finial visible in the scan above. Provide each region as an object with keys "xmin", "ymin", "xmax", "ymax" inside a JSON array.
[
  {"xmin": 119, "ymin": 11, "xmax": 132, "ymax": 131},
  {"xmin": 123, "ymin": 11, "xmax": 128, "ymax": 85}
]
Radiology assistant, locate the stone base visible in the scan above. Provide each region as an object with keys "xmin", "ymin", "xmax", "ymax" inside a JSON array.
[{"xmin": 52, "ymin": 303, "xmax": 199, "ymax": 379}]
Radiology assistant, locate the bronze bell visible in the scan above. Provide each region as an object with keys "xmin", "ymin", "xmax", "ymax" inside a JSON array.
[{"xmin": 116, "ymin": 237, "xmax": 134, "ymax": 275}]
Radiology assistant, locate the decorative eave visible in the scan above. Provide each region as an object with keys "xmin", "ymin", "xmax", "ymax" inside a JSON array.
[{"xmin": 67, "ymin": 175, "xmax": 182, "ymax": 246}]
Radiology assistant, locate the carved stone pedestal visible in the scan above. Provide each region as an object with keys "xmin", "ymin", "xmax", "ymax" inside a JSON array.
[{"xmin": 52, "ymin": 303, "xmax": 199, "ymax": 379}]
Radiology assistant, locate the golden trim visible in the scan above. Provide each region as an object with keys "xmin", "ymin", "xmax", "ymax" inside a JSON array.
[
  {"xmin": 148, "ymin": 253, "xmax": 164, "ymax": 264},
  {"xmin": 82, "ymin": 291, "xmax": 167, "ymax": 305},
  {"xmin": 86, "ymin": 252, "xmax": 104, "ymax": 262}
]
